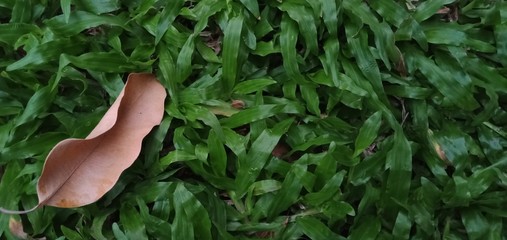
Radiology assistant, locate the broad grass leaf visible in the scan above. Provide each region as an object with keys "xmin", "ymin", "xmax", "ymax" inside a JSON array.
[
  {"xmin": 204, "ymin": 101, "xmax": 241, "ymax": 117},
  {"xmin": 407, "ymin": 49, "xmax": 480, "ymax": 110},
  {"xmin": 0, "ymin": 163, "xmax": 25, "ymax": 236},
  {"xmin": 478, "ymin": 126, "xmax": 503, "ymax": 163},
  {"xmin": 252, "ymin": 40, "xmax": 279, "ymax": 56},
  {"xmin": 11, "ymin": 0, "xmax": 31, "ymax": 23},
  {"xmin": 432, "ymin": 124, "xmax": 469, "ymax": 173},
  {"xmin": 350, "ymin": 148, "xmax": 387, "ymax": 186},
  {"xmin": 424, "ymin": 27, "xmax": 467, "ymax": 46},
  {"xmin": 172, "ymin": 183, "xmax": 212, "ymax": 240},
  {"xmin": 90, "ymin": 210, "xmax": 114, "ymax": 240},
  {"xmin": 235, "ymin": 118, "xmax": 293, "ymax": 196},
  {"xmin": 280, "ymin": 13, "xmax": 306, "ymax": 83},
  {"xmin": 45, "ymin": 11, "xmax": 128, "ymax": 36},
  {"xmin": 176, "ymin": 35, "xmax": 197, "ymax": 84},
  {"xmin": 385, "ymin": 85, "xmax": 433, "ymax": 99},
  {"xmin": 321, "ymin": 0, "xmax": 339, "ymax": 36},
  {"xmin": 392, "ymin": 212, "xmax": 411, "ymax": 239},
  {"xmin": 223, "ymin": 128, "xmax": 247, "ymax": 156},
  {"xmin": 410, "ymin": 178, "xmax": 440, "ymax": 233},
  {"xmin": 349, "ymin": 216, "xmax": 381, "ymax": 240},
  {"xmin": 183, "ymin": 104, "xmax": 224, "ymax": 142},
  {"xmin": 495, "ymin": 25, "xmax": 507, "ymax": 65},
  {"xmin": 314, "ymin": 149, "xmax": 338, "ymax": 189},
  {"xmin": 468, "ymin": 168, "xmax": 497, "ymax": 198},
  {"xmin": 461, "ymin": 209, "xmax": 489, "ymax": 239},
  {"xmin": 300, "ymin": 84, "xmax": 320, "ymax": 115},
  {"xmin": 61, "ymin": 52, "xmax": 141, "ymax": 73},
  {"xmin": 156, "ymin": 0, "xmax": 184, "ymax": 44},
  {"xmin": 127, "ymin": 182, "xmax": 177, "ymax": 204},
  {"xmin": 233, "ymin": 78, "xmax": 276, "ymax": 94},
  {"xmin": 342, "ymin": 0, "xmax": 378, "ymax": 27},
  {"xmin": 413, "ymin": 0, "xmax": 455, "ymax": 22},
  {"xmin": 136, "ymin": 198, "xmax": 172, "ymax": 239},
  {"xmin": 250, "ymin": 180, "xmax": 282, "ymax": 196},
  {"xmin": 396, "ymin": 19, "xmax": 428, "ymax": 50},
  {"xmin": 465, "ymin": 58, "xmax": 507, "ymax": 93},
  {"xmin": 304, "ymin": 171, "xmax": 345, "ymax": 206},
  {"xmin": 346, "ymin": 29, "xmax": 382, "ymax": 96},
  {"xmin": 172, "ymin": 205, "xmax": 193, "ymax": 240},
  {"xmin": 279, "ymin": 3, "xmax": 318, "ymax": 55},
  {"xmin": 220, "ymin": 104, "xmax": 285, "ymax": 128},
  {"xmin": 87, "ymin": 71, "xmax": 124, "ymax": 101},
  {"xmin": 239, "ymin": 0, "xmax": 260, "ymax": 17},
  {"xmin": 195, "ymin": 39, "xmax": 220, "ymax": 63},
  {"xmin": 321, "ymin": 38, "xmax": 341, "ymax": 88},
  {"xmin": 7, "ymin": 39, "xmax": 80, "ymax": 71},
  {"xmin": 61, "ymin": 225, "xmax": 84, "ymax": 240},
  {"xmin": 370, "ymin": 0, "xmax": 408, "ymax": 27},
  {"xmin": 222, "ymin": 16, "xmax": 244, "ymax": 94},
  {"xmin": 384, "ymin": 130, "xmax": 412, "ymax": 218},
  {"xmin": 208, "ymin": 129, "xmax": 227, "ymax": 176},
  {"xmin": 0, "ymin": 122, "xmax": 13, "ymax": 150},
  {"xmin": 321, "ymin": 200, "xmax": 355, "ymax": 225},
  {"xmin": 158, "ymin": 43, "xmax": 179, "ymax": 104},
  {"xmin": 0, "ymin": 23, "xmax": 39, "ymax": 46},
  {"xmin": 253, "ymin": 9, "xmax": 274, "ymax": 38},
  {"xmin": 1, "ymin": 133, "xmax": 66, "ymax": 162},
  {"xmin": 0, "ymin": 73, "xmax": 166, "ymax": 213},
  {"xmin": 372, "ymin": 21, "xmax": 399, "ymax": 70},
  {"xmin": 143, "ymin": 117, "xmax": 172, "ymax": 173},
  {"xmin": 120, "ymin": 205, "xmax": 148, "ymax": 240},
  {"xmin": 353, "ymin": 111, "xmax": 382, "ymax": 157},
  {"xmin": 266, "ymin": 163, "xmax": 306, "ymax": 219},
  {"xmin": 425, "ymin": 26, "xmax": 501, "ymax": 53},
  {"xmin": 297, "ymin": 216, "xmax": 341, "ymax": 240},
  {"xmin": 74, "ymin": 0, "xmax": 120, "ymax": 14},
  {"xmin": 60, "ymin": 0, "xmax": 71, "ymax": 23},
  {"xmin": 14, "ymin": 85, "xmax": 55, "ymax": 127},
  {"xmin": 186, "ymin": 0, "xmax": 226, "ymax": 21},
  {"xmin": 112, "ymin": 222, "xmax": 128, "ymax": 240}
]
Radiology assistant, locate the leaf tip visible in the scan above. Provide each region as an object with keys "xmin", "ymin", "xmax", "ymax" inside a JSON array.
[{"xmin": 9, "ymin": 217, "xmax": 28, "ymax": 239}]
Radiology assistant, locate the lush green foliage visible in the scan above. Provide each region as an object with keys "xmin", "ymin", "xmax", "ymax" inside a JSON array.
[{"xmin": 1, "ymin": 0, "xmax": 507, "ymax": 239}]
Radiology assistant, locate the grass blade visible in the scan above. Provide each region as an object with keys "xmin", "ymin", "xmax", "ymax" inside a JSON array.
[
  {"xmin": 353, "ymin": 111, "xmax": 382, "ymax": 157},
  {"xmin": 280, "ymin": 3, "xmax": 318, "ymax": 55},
  {"xmin": 235, "ymin": 118, "xmax": 293, "ymax": 195},
  {"xmin": 45, "ymin": 11, "xmax": 128, "ymax": 36},
  {"xmin": 297, "ymin": 216, "xmax": 341, "ymax": 239},
  {"xmin": 222, "ymin": 16, "xmax": 244, "ymax": 95},
  {"xmin": 280, "ymin": 13, "xmax": 306, "ymax": 83},
  {"xmin": 155, "ymin": 0, "xmax": 184, "ymax": 44},
  {"xmin": 208, "ymin": 129, "xmax": 227, "ymax": 176}
]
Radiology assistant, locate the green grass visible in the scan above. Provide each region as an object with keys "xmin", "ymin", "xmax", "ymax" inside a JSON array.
[{"xmin": 1, "ymin": 0, "xmax": 507, "ymax": 239}]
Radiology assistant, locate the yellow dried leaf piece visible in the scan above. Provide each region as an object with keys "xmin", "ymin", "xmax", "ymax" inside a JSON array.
[{"xmin": 9, "ymin": 217, "xmax": 28, "ymax": 239}]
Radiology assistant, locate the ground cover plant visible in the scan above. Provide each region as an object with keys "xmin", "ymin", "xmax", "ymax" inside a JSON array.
[{"xmin": 0, "ymin": 0, "xmax": 506, "ymax": 239}]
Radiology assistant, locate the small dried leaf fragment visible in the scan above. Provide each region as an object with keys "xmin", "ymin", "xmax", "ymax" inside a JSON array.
[
  {"xmin": 8, "ymin": 217, "xmax": 47, "ymax": 239},
  {"xmin": 428, "ymin": 129, "xmax": 452, "ymax": 166},
  {"xmin": 9, "ymin": 217, "xmax": 28, "ymax": 239},
  {"xmin": 1, "ymin": 73, "xmax": 166, "ymax": 213}
]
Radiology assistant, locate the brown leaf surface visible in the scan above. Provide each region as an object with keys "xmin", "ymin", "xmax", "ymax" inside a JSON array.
[
  {"xmin": 9, "ymin": 217, "xmax": 28, "ymax": 239},
  {"xmin": 1, "ymin": 73, "xmax": 166, "ymax": 213},
  {"xmin": 9, "ymin": 217, "xmax": 47, "ymax": 239}
]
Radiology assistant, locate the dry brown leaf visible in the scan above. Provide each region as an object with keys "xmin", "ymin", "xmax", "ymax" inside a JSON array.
[
  {"xmin": 9, "ymin": 217, "xmax": 47, "ymax": 239},
  {"xmin": 231, "ymin": 99, "xmax": 245, "ymax": 109},
  {"xmin": 0, "ymin": 73, "xmax": 166, "ymax": 214},
  {"xmin": 9, "ymin": 217, "xmax": 28, "ymax": 239}
]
